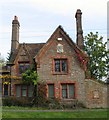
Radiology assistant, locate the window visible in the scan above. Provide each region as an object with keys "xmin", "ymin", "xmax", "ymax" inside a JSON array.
[
  {"xmin": 48, "ymin": 84, "xmax": 54, "ymax": 98},
  {"xmin": 62, "ymin": 84, "xmax": 67, "ymax": 98},
  {"xmin": 54, "ymin": 59, "xmax": 68, "ymax": 73},
  {"xmin": 16, "ymin": 85, "xmax": 33, "ymax": 97},
  {"xmin": 28, "ymin": 86, "xmax": 33, "ymax": 97},
  {"xmin": 4, "ymin": 84, "xmax": 8, "ymax": 96},
  {"xmin": 61, "ymin": 84, "xmax": 75, "ymax": 99},
  {"xmin": 19, "ymin": 62, "xmax": 30, "ymax": 74},
  {"xmin": 16, "ymin": 85, "xmax": 20, "ymax": 97},
  {"xmin": 21, "ymin": 86, "xmax": 27, "ymax": 97}
]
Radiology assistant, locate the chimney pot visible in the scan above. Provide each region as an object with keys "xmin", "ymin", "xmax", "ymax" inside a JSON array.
[{"xmin": 14, "ymin": 16, "xmax": 18, "ymax": 20}]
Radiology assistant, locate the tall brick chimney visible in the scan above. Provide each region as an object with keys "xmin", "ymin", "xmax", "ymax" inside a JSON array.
[
  {"xmin": 11, "ymin": 16, "xmax": 20, "ymax": 52},
  {"xmin": 75, "ymin": 9, "xmax": 84, "ymax": 49}
]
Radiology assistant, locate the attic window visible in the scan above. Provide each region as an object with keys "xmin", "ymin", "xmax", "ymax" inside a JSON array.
[{"xmin": 57, "ymin": 38, "xmax": 62, "ymax": 41}]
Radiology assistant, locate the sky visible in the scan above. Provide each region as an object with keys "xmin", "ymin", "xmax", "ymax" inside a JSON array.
[
  {"xmin": 0, "ymin": 0, "xmax": 108, "ymax": 60},
  {"xmin": 107, "ymin": 1, "xmax": 109, "ymax": 50}
]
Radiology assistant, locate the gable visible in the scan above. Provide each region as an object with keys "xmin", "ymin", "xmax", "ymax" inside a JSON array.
[
  {"xmin": 35, "ymin": 25, "xmax": 89, "ymax": 71},
  {"xmin": 9, "ymin": 43, "xmax": 45, "ymax": 64},
  {"xmin": 15, "ymin": 44, "xmax": 31, "ymax": 63},
  {"xmin": 35, "ymin": 26, "xmax": 74, "ymax": 60}
]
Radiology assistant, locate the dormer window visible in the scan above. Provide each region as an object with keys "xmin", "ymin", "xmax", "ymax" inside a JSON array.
[{"xmin": 18, "ymin": 62, "xmax": 30, "ymax": 74}]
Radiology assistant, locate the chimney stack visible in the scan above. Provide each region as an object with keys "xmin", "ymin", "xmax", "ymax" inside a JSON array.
[
  {"xmin": 75, "ymin": 9, "xmax": 84, "ymax": 49},
  {"xmin": 11, "ymin": 16, "xmax": 20, "ymax": 52}
]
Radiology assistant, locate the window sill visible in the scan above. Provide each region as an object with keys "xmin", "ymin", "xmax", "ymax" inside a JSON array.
[
  {"xmin": 53, "ymin": 72, "xmax": 68, "ymax": 75},
  {"xmin": 61, "ymin": 98, "xmax": 76, "ymax": 101}
]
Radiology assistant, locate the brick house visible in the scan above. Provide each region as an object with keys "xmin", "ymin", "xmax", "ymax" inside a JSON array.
[{"xmin": 2, "ymin": 9, "xmax": 107, "ymax": 108}]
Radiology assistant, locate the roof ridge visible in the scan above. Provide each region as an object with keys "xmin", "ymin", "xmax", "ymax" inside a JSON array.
[{"xmin": 20, "ymin": 43, "xmax": 45, "ymax": 45}]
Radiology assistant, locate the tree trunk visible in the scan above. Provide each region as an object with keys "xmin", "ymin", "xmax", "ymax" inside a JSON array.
[{"xmin": 31, "ymin": 84, "xmax": 37, "ymax": 106}]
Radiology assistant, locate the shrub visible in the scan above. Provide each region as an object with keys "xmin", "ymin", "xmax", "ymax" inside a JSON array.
[
  {"xmin": 2, "ymin": 97, "xmax": 33, "ymax": 107},
  {"xmin": 61, "ymin": 99, "xmax": 86, "ymax": 109},
  {"xmin": 2, "ymin": 97, "xmax": 13, "ymax": 106},
  {"xmin": 48, "ymin": 98, "xmax": 63, "ymax": 109},
  {"xmin": 35, "ymin": 83, "xmax": 47, "ymax": 107}
]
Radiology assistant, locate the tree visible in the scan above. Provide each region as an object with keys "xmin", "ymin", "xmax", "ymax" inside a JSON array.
[
  {"xmin": 0, "ymin": 54, "xmax": 5, "ymax": 68},
  {"xmin": 6, "ymin": 51, "xmax": 11, "ymax": 62},
  {"xmin": 22, "ymin": 69, "xmax": 39, "ymax": 97},
  {"xmin": 84, "ymin": 32, "xmax": 109, "ymax": 80}
]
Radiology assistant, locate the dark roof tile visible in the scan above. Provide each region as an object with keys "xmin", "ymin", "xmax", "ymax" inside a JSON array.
[{"xmin": 9, "ymin": 43, "xmax": 45, "ymax": 63}]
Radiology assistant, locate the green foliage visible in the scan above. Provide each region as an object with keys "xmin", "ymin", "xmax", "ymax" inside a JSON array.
[
  {"xmin": 22, "ymin": 69, "xmax": 38, "ymax": 86},
  {"xmin": 0, "ymin": 55, "xmax": 5, "ymax": 67},
  {"xmin": 84, "ymin": 32, "xmax": 109, "ymax": 80},
  {"xmin": 2, "ymin": 97, "xmax": 33, "ymax": 107},
  {"xmin": 2, "ymin": 107, "xmax": 107, "ymax": 118},
  {"xmin": 6, "ymin": 51, "xmax": 11, "ymax": 62},
  {"xmin": 22, "ymin": 69, "xmax": 39, "ymax": 99}
]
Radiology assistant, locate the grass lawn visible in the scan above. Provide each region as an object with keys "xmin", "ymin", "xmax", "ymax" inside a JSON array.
[{"xmin": 2, "ymin": 106, "xmax": 108, "ymax": 119}]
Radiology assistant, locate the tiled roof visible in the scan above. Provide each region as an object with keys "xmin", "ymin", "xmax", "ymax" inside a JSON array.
[
  {"xmin": 23, "ymin": 43, "xmax": 45, "ymax": 58},
  {"xmin": 9, "ymin": 43, "xmax": 45, "ymax": 63}
]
